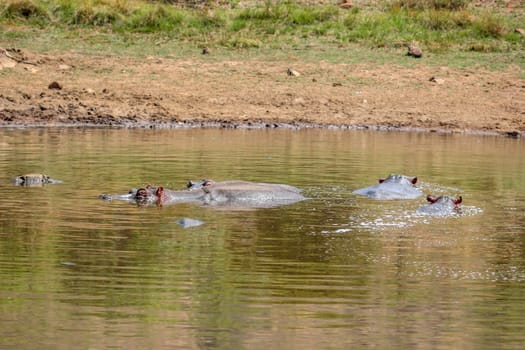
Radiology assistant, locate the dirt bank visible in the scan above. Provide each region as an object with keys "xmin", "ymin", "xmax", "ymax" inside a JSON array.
[{"xmin": 1, "ymin": 48, "xmax": 524, "ymax": 136}]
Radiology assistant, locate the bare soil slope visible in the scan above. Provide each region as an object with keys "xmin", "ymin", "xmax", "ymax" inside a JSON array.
[{"xmin": 1, "ymin": 49, "xmax": 524, "ymax": 135}]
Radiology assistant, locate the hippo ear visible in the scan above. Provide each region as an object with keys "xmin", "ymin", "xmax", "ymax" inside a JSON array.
[
  {"xmin": 155, "ymin": 186, "xmax": 164, "ymax": 206},
  {"xmin": 411, "ymin": 177, "xmax": 418, "ymax": 185},
  {"xmin": 427, "ymin": 195, "xmax": 438, "ymax": 204},
  {"xmin": 378, "ymin": 178, "xmax": 385, "ymax": 183},
  {"xmin": 454, "ymin": 196, "xmax": 462, "ymax": 206}
]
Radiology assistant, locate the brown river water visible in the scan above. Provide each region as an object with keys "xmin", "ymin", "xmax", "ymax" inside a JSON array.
[{"xmin": 0, "ymin": 128, "xmax": 524, "ymax": 349}]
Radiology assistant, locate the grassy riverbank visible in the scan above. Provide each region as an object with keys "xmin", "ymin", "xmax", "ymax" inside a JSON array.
[{"xmin": 1, "ymin": 0, "xmax": 524, "ymax": 57}]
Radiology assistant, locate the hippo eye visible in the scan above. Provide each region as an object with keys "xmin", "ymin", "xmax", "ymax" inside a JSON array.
[{"xmin": 136, "ymin": 188, "xmax": 148, "ymax": 198}]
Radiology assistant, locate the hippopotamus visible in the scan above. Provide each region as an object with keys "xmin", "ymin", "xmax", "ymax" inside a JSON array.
[
  {"xmin": 99, "ymin": 179, "xmax": 307, "ymax": 208},
  {"xmin": 12, "ymin": 173, "xmax": 62, "ymax": 186},
  {"xmin": 416, "ymin": 195, "xmax": 463, "ymax": 216},
  {"xmin": 353, "ymin": 174, "xmax": 422, "ymax": 200}
]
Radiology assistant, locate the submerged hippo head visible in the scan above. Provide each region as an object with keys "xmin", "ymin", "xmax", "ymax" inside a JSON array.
[
  {"xmin": 426, "ymin": 195, "xmax": 462, "ymax": 206},
  {"xmin": 99, "ymin": 185, "xmax": 165, "ymax": 205},
  {"xmin": 416, "ymin": 195, "xmax": 463, "ymax": 216},
  {"xmin": 379, "ymin": 174, "xmax": 418, "ymax": 186},
  {"xmin": 13, "ymin": 173, "xmax": 60, "ymax": 187},
  {"xmin": 353, "ymin": 174, "xmax": 422, "ymax": 200}
]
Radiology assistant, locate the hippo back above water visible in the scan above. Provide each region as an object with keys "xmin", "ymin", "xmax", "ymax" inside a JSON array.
[
  {"xmin": 199, "ymin": 180, "xmax": 304, "ymax": 206},
  {"xmin": 353, "ymin": 174, "xmax": 422, "ymax": 200}
]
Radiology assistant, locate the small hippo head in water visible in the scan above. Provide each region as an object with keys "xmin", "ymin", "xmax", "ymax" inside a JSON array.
[
  {"xmin": 416, "ymin": 195, "xmax": 463, "ymax": 216},
  {"xmin": 353, "ymin": 174, "xmax": 422, "ymax": 200},
  {"xmin": 13, "ymin": 173, "xmax": 62, "ymax": 187}
]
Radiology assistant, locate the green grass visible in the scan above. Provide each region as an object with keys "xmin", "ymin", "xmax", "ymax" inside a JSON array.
[{"xmin": 0, "ymin": 0, "xmax": 523, "ymax": 66}]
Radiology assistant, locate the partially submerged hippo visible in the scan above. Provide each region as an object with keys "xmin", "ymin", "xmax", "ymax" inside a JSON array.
[
  {"xmin": 100, "ymin": 180, "xmax": 307, "ymax": 208},
  {"xmin": 12, "ymin": 173, "xmax": 62, "ymax": 187},
  {"xmin": 416, "ymin": 195, "xmax": 462, "ymax": 216},
  {"xmin": 353, "ymin": 174, "xmax": 422, "ymax": 200}
]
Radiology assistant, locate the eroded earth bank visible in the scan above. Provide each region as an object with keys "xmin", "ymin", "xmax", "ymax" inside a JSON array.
[{"xmin": 1, "ymin": 48, "xmax": 524, "ymax": 136}]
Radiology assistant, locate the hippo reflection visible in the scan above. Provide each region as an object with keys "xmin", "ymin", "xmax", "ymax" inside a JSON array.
[
  {"xmin": 353, "ymin": 174, "xmax": 422, "ymax": 200},
  {"xmin": 12, "ymin": 173, "xmax": 62, "ymax": 187},
  {"xmin": 100, "ymin": 180, "xmax": 307, "ymax": 208},
  {"xmin": 416, "ymin": 195, "xmax": 462, "ymax": 216}
]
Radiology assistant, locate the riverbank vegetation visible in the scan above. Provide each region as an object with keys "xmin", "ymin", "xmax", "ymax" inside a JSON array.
[{"xmin": 1, "ymin": 0, "xmax": 524, "ymax": 55}]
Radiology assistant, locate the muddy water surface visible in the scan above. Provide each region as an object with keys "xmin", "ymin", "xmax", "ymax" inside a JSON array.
[{"xmin": 0, "ymin": 128, "xmax": 524, "ymax": 349}]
